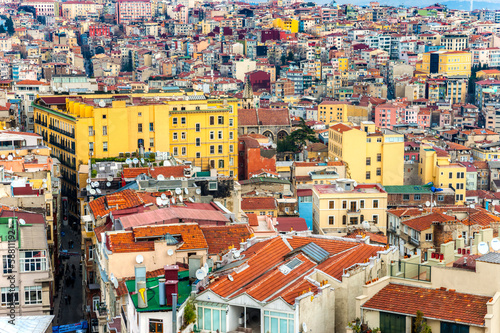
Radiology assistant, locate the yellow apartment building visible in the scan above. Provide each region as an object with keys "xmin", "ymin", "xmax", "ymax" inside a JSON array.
[
  {"xmin": 33, "ymin": 92, "xmax": 239, "ymax": 214},
  {"xmin": 272, "ymin": 18, "xmax": 299, "ymax": 33},
  {"xmin": 312, "ymin": 180, "xmax": 387, "ymax": 234},
  {"xmin": 419, "ymin": 144, "xmax": 466, "ymax": 204},
  {"xmin": 416, "ymin": 50, "xmax": 471, "ymax": 77},
  {"xmin": 328, "ymin": 122, "xmax": 404, "ymax": 185},
  {"xmin": 317, "ymin": 101, "xmax": 368, "ymax": 123}
]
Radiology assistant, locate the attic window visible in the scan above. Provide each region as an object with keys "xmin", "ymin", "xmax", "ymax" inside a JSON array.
[
  {"xmin": 208, "ymin": 182, "xmax": 218, "ymax": 191},
  {"xmin": 279, "ymin": 258, "xmax": 302, "ymax": 275}
]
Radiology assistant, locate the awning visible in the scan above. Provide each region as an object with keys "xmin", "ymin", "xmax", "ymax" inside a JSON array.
[{"xmin": 404, "ymin": 243, "xmax": 415, "ymax": 250}]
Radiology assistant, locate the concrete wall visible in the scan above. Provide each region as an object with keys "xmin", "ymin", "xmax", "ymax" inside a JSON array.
[{"xmin": 299, "ymin": 286, "xmax": 335, "ymax": 333}]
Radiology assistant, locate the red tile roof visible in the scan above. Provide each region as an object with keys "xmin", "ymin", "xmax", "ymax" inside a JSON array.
[
  {"xmin": 238, "ymin": 109, "xmax": 290, "ymax": 126},
  {"xmin": 89, "ymin": 189, "xmax": 144, "ymax": 218},
  {"xmin": 200, "ymin": 224, "xmax": 252, "ymax": 255},
  {"xmin": 122, "ymin": 166, "xmax": 189, "ymax": 179},
  {"xmin": 345, "ymin": 230, "xmax": 387, "ymax": 244},
  {"xmin": 241, "ymin": 197, "xmax": 277, "ymax": 211},
  {"xmin": 132, "ymin": 223, "xmax": 208, "ymax": 250},
  {"xmin": 362, "ymin": 283, "xmax": 490, "ymax": 326},
  {"xmin": 402, "ymin": 212, "xmax": 455, "ymax": 232},
  {"xmin": 276, "ymin": 217, "xmax": 308, "ymax": 232}
]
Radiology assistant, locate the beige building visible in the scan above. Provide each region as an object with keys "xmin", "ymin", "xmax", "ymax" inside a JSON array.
[{"xmin": 312, "ymin": 179, "xmax": 387, "ymax": 235}]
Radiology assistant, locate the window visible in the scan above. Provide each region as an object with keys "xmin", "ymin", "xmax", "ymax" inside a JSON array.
[
  {"xmin": 329, "ymin": 201, "xmax": 335, "ymax": 209},
  {"xmin": 403, "ymin": 194, "xmax": 410, "ymax": 201},
  {"xmin": 218, "ymin": 145, "xmax": 223, "ymax": 154},
  {"xmin": 377, "ymin": 153, "xmax": 381, "ymax": 162},
  {"xmin": 197, "ymin": 306, "xmax": 227, "ymax": 333},
  {"xmin": 92, "ymin": 296, "xmax": 100, "ymax": 312},
  {"xmin": 210, "ymin": 131, "xmax": 214, "ymax": 140},
  {"xmin": 196, "ymin": 138, "xmax": 201, "ymax": 146},
  {"xmin": 88, "ymin": 126, "xmax": 94, "ymax": 136},
  {"xmin": 449, "ymin": 172, "xmax": 453, "ymax": 178},
  {"xmin": 414, "ymin": 194, "xmax": 421, "ymax": 201},
  {"xmin": 1, "ymin": 287, "xmax": 19, "ymax": 306},
  {"xmin": 342, "ymin": 200, "xmax": 347, "ymax": 209},
  {"xmin": 88, "ymin": 245, "xmax": 94, "ymax": 261},
  {"xmin": 437, "ymin": 194, "xmax": 444, "ymax": 201},
  {"xmin": 149, "ymin": 123, "xmax": 154, "ymax": 131},
  {"xmin": 138, "ymin": 112, "xmax": 142, "ymax": 117},
  {"xmin": 372, "ymin": 215, "xmax": 378, "ymax": 224},
  {"xmin": 376, "ymin": 168, "xmax": 381, "ymax": 176},
  {"xmin": 229, "ymin": 118, "xmax": 234, "ymax": 127},
  {"xmin": 218, "ymin": 131, "xmax": 223, "ymax": 139},
  {"xmin": 102, "ymin": 115, "xmax": 106, "ymax": 119},
  {"xmin": 209, "ymin": 116, "xmax": 215, "ymax": 125},
  {"xmin": 102, "ymin": 126, "xmax": 107, "ymax": 136},
  {"xmin": 366, "ymin": 157, "xmax": 371, "ymax": 165},
  {"xmin": 20, "ymin": 251, "xmax": 47, "ymax": 272},
  {"xmin": 210, "ymin": 146, "xmax": 214, "ymax": 154},
  {"xmin": 103, "ymin": 142, "xmax": 108, "ymax": 152},
  {"xmin": 229, "ymin": 131, "xmax": 234, "ymax": 140},
  {"xmin": 196, "ymin": 152, "xmax": 201, "ymax": 158},
  {"xmin": 218, "ymin": 116, "xmax": 224, "ymax": 125},
  {"xmin": 149, "ymin": 319, "xmax": 163, "ymax": 333},
  {"xmin": 196, "ymin": 123, "xmax": 201, "ymax": 132},
  {"xmin": 181, "ymin": 117, "xmax": 186, "ymax": 125},
  {"xmin": 218, "ymin": 159, "xmax": 224, "ymax": 168},
  {"xmin": 24, "ymin": 286, "xmax": 42, "ymax": 305},
  {"xmin": 150, "ymin": 138, "xmax": 154, "ymax": 147},
  {"xmin": 181, "ymin": 147, "xmax": 186, "ymax": 155},
  {"xmin": 329, "ymin": 216, "xmax": 334, "ymax": 225},
  {"xmin": 2, "ymin": 255, "xmax": 13, "ymax": 274},
  {"xmin": 342, "ymin": 215, "xmax": 347, "ymax": 225},
  {"xmin": 173, "ymin": 132, "xmax": 179, "ymax": 140},
  {"xmin": 360, "ymin": 200, "xmax": 364, "ymax": 208},
  {"xmin": 373, "ymin": 200, "xmax": 379, "ymax": 208},
  {"xmin": 138, "ymin": 123, "xmax": 142, "ymax": 133},
  {"xmin": 173, "ymin": 147, "xmax": 178, "ymax": 156},
  {"xmin": 229, "ymin": 145, "xmax": 234, "ymax": 153},
  {"xmin": 172, "ymin": 117, "xmax": 178, "ymax": 125},
  {"xmin": 366, "ymin": 171, "xmax": 371, "ymax": 179},
  {"xmin": 425, "ymin": 233, "xmax": 432, "ymax": 241},
  {"xmin": 181, "ymin": 132, "xmax": 186, "ymax": 140}
]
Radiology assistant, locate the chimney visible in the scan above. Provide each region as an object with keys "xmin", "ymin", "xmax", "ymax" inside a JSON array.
[
  {"xmin": 240, "ymin": 239, "xmax": 246, "ymax": 251},
  {"xmin": 165, "ymin": 280, "xmax": 178, "ymax": 306},
  {"xmin": 137, "ymin": 281, "xmax": 148, "ymax": 308},
  {"xmin": 159, "ymin": 278, "xmax": 166, "ymax": 306},
  {"xmin": 164, "ymin": 265, "xmax": 179, "ymax": 281}
]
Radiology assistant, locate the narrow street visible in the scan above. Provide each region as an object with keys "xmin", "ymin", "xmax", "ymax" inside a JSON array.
[{"xmin": 53, "ymin": 220, "xmax": 84, "ymax": 326}]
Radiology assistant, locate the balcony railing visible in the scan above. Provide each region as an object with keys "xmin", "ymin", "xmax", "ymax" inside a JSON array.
[
  {"xmin": 409, "ymin": 237, "xmax": 420, "ymax": 247},
  {"xmin": 347, "ymin": 209, "xmax": 361, "ymax": 215}
]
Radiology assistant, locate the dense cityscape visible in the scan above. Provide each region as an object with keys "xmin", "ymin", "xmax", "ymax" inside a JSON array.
[{"xmin": 0, "ymin": 0, "xmax": 500, "ymax": 332}]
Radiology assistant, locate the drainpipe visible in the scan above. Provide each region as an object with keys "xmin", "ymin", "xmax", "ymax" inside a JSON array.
[{"xmin": 172, "ymin": 293, "xmax": 178, "ymax": 333}]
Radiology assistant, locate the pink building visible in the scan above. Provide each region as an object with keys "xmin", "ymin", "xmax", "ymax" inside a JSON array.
[
  {"xmin": 417, "ymin": 109, "xmax": 431, "ymax": 128},
  {"xmin": 116, "ymin": 0, "xmax": 151, "ymax": 24},
  {"xmin": 374, "ymin": 102, "xmax": 405, "ymax": 129},
  {"xmin": 403, "ymin": 105, "xmax": 419, "ymax": 124},
  {"xmin": 440, "ymin": 111, "xmax": 452, "ymax": 127}
]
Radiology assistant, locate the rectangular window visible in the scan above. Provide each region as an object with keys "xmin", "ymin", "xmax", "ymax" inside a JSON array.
[
  {"xmin": 342, "ymin": 200, "xmax": 347, "ymax": 209},
  {"xmin": 1, "ymin": 287, "xmax": 19, "ymax": 306},
  {"xmin": 103, "ymin": 142, "xmax": 108, "ymax": 152},
  {"xmin": 181, "ymin": 117, "xmax": 186, "ymax": 125},
  {"xmin": 373, "ymin": 215, "xmax": 378, "ymax": 224},
  {"xmin": 173, "ymin": 117, "xmax": 178, "ymax": 125},
  {"xmin": 88, "ymin": 126, "xmax": 94, "ymax": 136},
  {"xmin": 218, "ymin": 116, "xmax": 224, "ymax": 125},
  {"xmin": 196, "ymin": 138, "xmax": 201, "ymax": 146},
  {"xmin": 149, "ymin": 123, "xmax": 154, "ymax": 131},
  {"xmin": 181, "ymin": 132, "xmax": 186, "ymax": 140},
  {"xmin": 377, "ymin": 153, "xmax": 381, "ymax": 162},
  {"xmin": 20, "ymin": 251, "xmax": 47, "ymax": 272},
  {"xmin": 173, "ymin": 133, "xmax": 178, "ymax": 140},
  {"xmin": 138, "ymin": 123, "xmax": 142, "ymax": 133},
  {"xmin": 102, "ymin": 126, "xmax": 107, "ymax": 136},
  {"xmin": 173, "ymin": 147, "xmax": 178, "ymax": 156},
  {"xmin": 218, "ymin": 145, "xmax": 223, "ymax": 154},
  {"xmin": 138, "ymin": 112, "xmax": 142, "ymax": 117},
  {"xmin": 373, "ymin": 200, "xmax": 379, "ymax": 208},
  {"xmin": 196, "ymin": 152, "xmax": 201, "ymax": 158},
  {"xmin": 366, "ymin": 157, "xmax": 371, "ymax": 165},
  {"xmin": 229, "ymin": 131, "xmax": 234, "ymax": 140},
  {"xmin": 2, "ymin": 255, "xmax": 13, "ymax": 274},
  {"xmin": 182, "ymin": 147, "xmax": 186, "ymax": 155},
  {"xmin": 360, "ymin": 200, "xmax": 364, "ymax": 208},
  {"xmin": 229, "ymin": 145, "xmax": 234, "ymax": 153},
  {"xmin": 218, "ymin": 131, "xmax": 223, "ymax": 140},
  {"xmin": 329, "ymin": 201, "xmax": 335, "ymax": 209},
  {"xmin": 218, "ymin": 159, "xmax": 224, "ymax": 168},
  {"xmin": 449, "ymin": 172, "xmax": 453, "ymax": 178},
  {"xmin": 149, "ymin": 319, "xmax": 163, "ymax": 333},
  {"xmin": 210, "ymin": 131, "xmax": 214, "ymax": 140},
  {"xmin": 376, "ymin": 168, "xmax": 381, "ymax": 176},
  {"xmin": 437, "ymin": 194, "xmax": 444, "ymax": 201},
  {"xmin": 229, "ymin": 118, "xmax": 234, "ymax": 127},
  {"xmin": 210, "ymin": 146, "xmax": 214, "ymax": 154},
  {"xmin": 425, "ymin": 233, "xmax": 432, "ymax": 241},
  {"xmin": 329, "ymin": 216, "xmax": 334, "ymax": 225},
  {"xmin": 24, "ymin": 286, "xmax": 42, "ymax": 305},
  {"xmin": 366, "ymin": 171, "xmax": 371, "ymax": 179},
  {"xmin": 414, "ymin": 194, "xmax": 421, "ymax": 201},
  {"xmin": 150, "ymin": 138, "xmax": 154, "ymax": 147},
  {"xmin": 403, "ymin": 194, "xmax": 410, "ymax": 201},
  {"xmin": 196, "ymin": 123, "xmax": 201, "ymax": 132},
  {"xmin": 210, "ymin": 116, "xmax": 214, "ymax": 125}
]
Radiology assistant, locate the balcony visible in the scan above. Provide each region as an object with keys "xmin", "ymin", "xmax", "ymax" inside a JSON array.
[
  {"xmin": 409, "ymin": 237, "xmax": 420, "ymax": 247},
  {"xmin": 347, "ymin": 209, "xmax": 361, "ymax": 215},
  {"xmin": 387, "ymin": 225, "xmax": 397, "ymax": 234}
]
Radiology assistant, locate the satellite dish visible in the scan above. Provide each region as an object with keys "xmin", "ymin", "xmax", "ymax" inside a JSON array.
[
  {"xmin": 125, "ymin": 158, "xmax": 132, "ymax": 164},
  {"xmin": 156, "ymin": 197, "xmax": 162, "ymax": 206},
  {"xmin": 470, "ymin": 203, "xmax": 476, "ymax": 209},
  {"xmin": 161, "ymin": 193, "xmax": 167, "ymax": 200},
  {"xmin": 201, "ymin": 265, "xmax": 208, "ymax": 274},
  {"xmin": 87, "ymin": 178, "xmax": 91, "ymax": 184},
  {"xmin": 19, "ymin": 219, "xmax": 25, "ymax": 225},
  {"xmin": 1, "ymin": 155, "xmax": 5, "ymax": 159},
  {"xmin": 196, "ymin": 269, "xmax": 206, "ymax": 280},
  {"xmin": 86, "ymin": 185, "xmax": 92, "ymax": 191},
  {"xmin": 141, "ymin": 158, "xmax": 145, "ymax": 164},
  {"xmin": 171, "ymin": 197, "xmax": 176, "ymax": 204},
  {"xmin": 175, "ymin": 188, "xmax": 181, "ymax": 195},
  {"xmin": 107, "ymin": 176, "xmax": 113, "ymax": 182},
  {"xmin": 492, "ymin": 238, "xmax": 500, "ymax": 252},
  {"xmin": 425, "ymin": 201, "xmax": 431, "ymax": 207},
  {"xmin": 189, "ymin": 197, "xmax": 195, "ymax": 203},
  {"xmin": 362, "ymin": 221, "xmax": 370, "ymax": 230},
  {"xmin": 89, "ymin": 189, "xmax": 96, "ymax": 195},
  {"xmin": 99, "ymin": 100, "xmax": 106, "ymax": 107},
  {"xmin": 170, "ymin": 175, "xmax": 175, "ymax": 180},
  {"xmin": 478, "ymin": 242, "xmax": 489, "ymax": 255},
  {"xmin": 96, "ymin": 188, "xmax": 101, "ymax": 194},
  {"xmin": 228, "ymin": 274, "xmax": 234, "ymax": 281},
  {"xmin": 167, "ymin": 249, "xmax": 174, "ymax": 256},
  {"xmin": 162, "ymin": 199, "xmax": 170, "ymax": 206},
  {"xmin": 157, "ymin": 174, "xmax": 165, "ymax": 180},
  {"xmin": 136, "ymin": 255, "xmax": 144, "ymax": 264},
  {"xmin": 178, "ymin": 195, "xmax": 183, "ymax": 202},
  {"xmin": 302, "ymin": 323, "xmax": 307, "ymax": 333},
  {"xmin": 196, "ymin": 188, "xmax": 201, "ymax": 195},
  {"xmin": 106, "ymin": 182, "xmax": 111, "ymax": 187},
  {"xmin": 184, "ymin": 188, "xmax": 189, "ymax": 194},
  {"xmin": 133, "ymin": 158, "xmax": 139, "ymax": 164},
  {"xmin": 203, "ymin": 263, "xmax": 209, "ymax": 271},
  {"xmin": 7, "ymin": 155, "xmax": 12, "ymax": 161}
]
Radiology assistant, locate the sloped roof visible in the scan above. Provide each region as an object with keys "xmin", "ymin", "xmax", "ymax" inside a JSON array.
[
  {"xmin": 241, "ymin": 197, "xmax": 277, "ymax": 210},
  {"xmin": 401, "ymin": 212, "xmax": 455, "ymax": 231},
  {"xmin": 200, "ymin": 224, "xmax": 253, "ymax": 255},
  {"xmin": 89, "ymin": 189, "xmax": 144, "ymax": 218}
]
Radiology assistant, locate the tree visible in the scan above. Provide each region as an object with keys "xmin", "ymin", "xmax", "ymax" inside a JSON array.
[
  {"xmin": 0, "ymin": 25, "xmax": 5, "ymax": 34},
  {"xmin": 5, "ymin": 17, "xmax": 14, "ymax": 36},
  {"xmin": 277, "ymin": 137, "xmax": 297, "ymax": 152},
  {"xmin": 289, "ymin": 119, "xmax": 319, "ymax": 151},
  {"xmin": 413, "ymin": 310, "xmax": 432, "ymax": 333},
  {"xmin": 182, "ymin": 299, "xmax": 196, "ymax": 329},
  {"xmin": 286, "ymin": 50, "xmax": 294, "ymax": 61}
]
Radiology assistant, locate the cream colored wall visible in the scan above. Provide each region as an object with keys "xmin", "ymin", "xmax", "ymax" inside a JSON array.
[{"xmin": 299, "ymin": 286, "xmax": 336, "ymax": 333}]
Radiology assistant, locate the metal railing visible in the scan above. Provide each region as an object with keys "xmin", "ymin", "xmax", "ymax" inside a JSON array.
[{"xmin": 390, "ymin": 260, "xmax": 431, "ymax": 282}]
